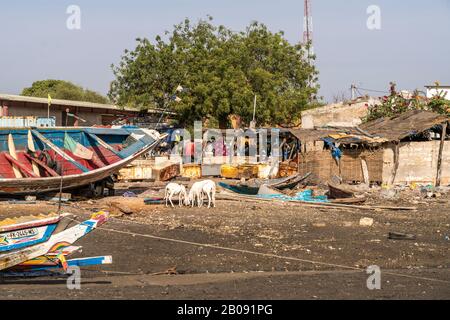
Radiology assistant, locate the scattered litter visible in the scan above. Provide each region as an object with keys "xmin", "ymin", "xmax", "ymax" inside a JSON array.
[
  {"xmin": 388, "ymin": 232, "xmax": 417, "ymax": 241},
  {"xmin": 150, "ymin": 267, "xmax": 178, "ymax": 276},
  {"xmin": 144, "ymin": 198, "xmax": 165, "ymax": 205},
  {"xmin": 123, "ymin": 191, "xmax": 137, "ymax": 198},
  {"xmin": 312, "ymin": 223, "xmax": 327, "ymax": 228},
  {"xmin": 46, "ymin": 192, "xmax": 72, "ymax": 203},
  {"xmin": 359, "ymin": 217, "xmax": 374, "ymax": 227},
  {"xmin": 7, "ymin": 200, "xmax": 36, "ymax": 205},
  {"xmin": 381, "ymin": 189, "xmax": 398, "ymax": 200}
]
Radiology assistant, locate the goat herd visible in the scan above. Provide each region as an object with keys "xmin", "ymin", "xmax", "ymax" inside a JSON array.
[{"xmin": 164, "ymin": 180, "xmax": 217, "ymax": 208}]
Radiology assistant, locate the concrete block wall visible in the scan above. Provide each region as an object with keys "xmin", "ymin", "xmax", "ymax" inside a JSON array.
[{"xmin": 382, "ymin": 141, "xmax": 450, "ymax": 185}]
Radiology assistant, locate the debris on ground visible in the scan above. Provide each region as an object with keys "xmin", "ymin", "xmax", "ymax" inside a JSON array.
[
  {"xmin": 359, "ymin": 217, "xmax": 374, "ymax": 227},
  {"xmin": 123, "ymin": 191, "xmax": 138, "ymax": 198},
  {"xmin": 150, "ymin": 267, "xmax": 178, "ymax": 276},
  {"xmin": 388, "ymin": 232, "xmax": 417, "ymax": 241}
]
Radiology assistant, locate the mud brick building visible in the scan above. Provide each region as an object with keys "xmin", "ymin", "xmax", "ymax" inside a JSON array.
[{"xmin": 289, "ymin": 110, "xmax": 450, "ymax": 186}]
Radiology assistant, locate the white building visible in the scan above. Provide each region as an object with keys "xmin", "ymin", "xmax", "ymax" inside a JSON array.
[{"xmin": 425, "ymin": 85, "xmax": 450, "ymax": 99}]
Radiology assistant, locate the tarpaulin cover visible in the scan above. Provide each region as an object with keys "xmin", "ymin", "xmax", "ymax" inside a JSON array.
[{"xmin": 257, "ymin": 189, "xmax": 329, "ymax": 203}]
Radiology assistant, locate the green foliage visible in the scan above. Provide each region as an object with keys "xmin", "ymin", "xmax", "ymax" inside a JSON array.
[
  {"xmin": 428, "ymin": 91, "xmax": 450, "ymax": 115},
  {"xmin": 22, "ymin": 80, "xmax": 109, "ymax": 104},
  {"xmin": 365, "ymin": 83, "xmax": 450, "ymax": 122},
  {"xmin": 109, "ymin": 18, "xmax": 319, "ymax": 127}
]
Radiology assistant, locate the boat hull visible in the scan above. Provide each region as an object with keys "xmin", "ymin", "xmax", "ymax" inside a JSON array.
[
  {"xmin": 0, "ymin": 139, "xmax": 159, "ymax": 195},
  {"xmin": 0, "ymin": 212, "xmax": 108, "ymax": 271},
  {"xmin": 0, "ymin": 127, "xmax": 164, "ymax": 195}
]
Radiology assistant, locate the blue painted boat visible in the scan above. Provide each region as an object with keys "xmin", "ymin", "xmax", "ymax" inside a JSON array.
[
  {"xmin": 0, "ymin": 127, "xmax": 164, "ymax": 195},
  {"xmin": 0, "ymin": 211, "xmax": 111, "ymax": 272}
]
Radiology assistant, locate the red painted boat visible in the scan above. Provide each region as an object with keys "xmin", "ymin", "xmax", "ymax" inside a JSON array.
[{"xmin": 0, "ymin": 127, "xmax": 165, "ymax": 195}]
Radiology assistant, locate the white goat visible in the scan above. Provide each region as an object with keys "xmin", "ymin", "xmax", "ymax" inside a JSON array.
[
  {"xmin": 188, "ymin": 180, "xmax": 216, "ymax": 208},
  {"xmin": 202, "ymin": 180, "xmax": 216, "ymax": 208},
  {"xmin": 188, "ymin": 181, "xmax": 204, "ymax": 208},
  {"xmin": 164, "ymin": 183, "xmax": 188, "ymax": 208}
]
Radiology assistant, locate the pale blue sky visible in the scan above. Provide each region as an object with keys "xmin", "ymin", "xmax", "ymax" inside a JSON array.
[{"xmin": 1, "ymin": 0, "xmax": 449, "ymax": 102}]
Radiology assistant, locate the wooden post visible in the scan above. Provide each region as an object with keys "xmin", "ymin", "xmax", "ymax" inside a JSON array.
[
  {"xmin": 436, "ymin": 121, "xmax": 448, "ymax": 187},
  {"xmin": 389, "ymin": 143, "xmax": 400, "ymax": 186}
]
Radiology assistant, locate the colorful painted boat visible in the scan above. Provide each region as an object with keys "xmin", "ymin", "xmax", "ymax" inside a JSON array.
[
  {"xmin": 0, "ymin": 211, "xmax": 111, "ymax": 273},
  {"xmin": 0, "ymin": 127, "xmax": 165, "ymax": 195}
]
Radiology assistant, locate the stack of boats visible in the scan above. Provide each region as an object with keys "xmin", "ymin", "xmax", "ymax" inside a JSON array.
[{"xmin": 0, "ymin": 125, "xmax": 166, "ymax": 275}]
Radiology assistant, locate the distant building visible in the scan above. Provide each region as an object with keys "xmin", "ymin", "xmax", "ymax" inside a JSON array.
[
  {"xmin": 425, "ymin": 85, "xmax": 450, "ymax": 99},
  {"xmin": 301, "ymin": 97, "xmax": 380, "ymax": 129},
  {"xmin": 0, "ymin": 94, "xmax": 170, "ymax": 127}
]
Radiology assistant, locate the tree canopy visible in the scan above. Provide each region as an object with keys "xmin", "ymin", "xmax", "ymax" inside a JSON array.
[
  {"xmin": 22, "ymin": 80, "xmax": 109, "ymax": 104},
  {"xmin": 109, "ymin": 17, "xmax": 319, "ymax": 128}
]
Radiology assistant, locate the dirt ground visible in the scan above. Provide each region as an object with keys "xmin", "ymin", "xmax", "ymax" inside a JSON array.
[{"xmin": 0, "ymin": 186, "xmax": 449, "ymax": 300}]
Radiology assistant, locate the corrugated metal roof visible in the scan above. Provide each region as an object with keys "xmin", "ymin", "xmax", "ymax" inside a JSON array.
[
  {"xmin": 0, "ymin": 93, "xmax": 175, "ymax": 115},
  {"xmin": 0, "ymin": 93, "xmax": 134, "ymax": 111}
]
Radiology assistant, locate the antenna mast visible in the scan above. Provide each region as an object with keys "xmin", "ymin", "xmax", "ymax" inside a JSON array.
[{"xmin": 303, "ymin": 0, "xmax": 314, "ymax": 56}]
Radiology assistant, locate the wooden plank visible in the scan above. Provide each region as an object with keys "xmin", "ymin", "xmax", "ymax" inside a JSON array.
[
  {"xmin": 27, "ymin": 130, "xmax": 40, "ymax": 177},
  {"xmin": 23, "ymin": 153, "xmax": 59, "ymax": 177},
  {"xmin": 4, "ymin": 153, "xmax": 38, "ymax": 178},
  {"xmin": 7, "ymin": 134, "xmax": 22, "ymax": 178},
  {"xmin": 31, "ymin": 130, "xmax": 89, "ymax": 173},
  {"xmin": 436, "ymin": 121, "xmax": 448, "ymax": 187},
  {"xmin": 217, "ymin": 192, "xmax": 417, "ymax": 211},
  {"xmin": 360, "ymin": 158, "xmax": 369, "ymax": 184}
]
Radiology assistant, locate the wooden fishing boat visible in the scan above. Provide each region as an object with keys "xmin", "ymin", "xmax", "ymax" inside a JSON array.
[
  {"xmin": 0, "ymin": 211, "xmax": 111, "ymax": 273},
  {"xmin": 0, "ymin": 127, "xmax": 164, "ymax": 195},
  {"xmin": 218, "ymin": 172, "xmax": 312, "ymax": 195}
]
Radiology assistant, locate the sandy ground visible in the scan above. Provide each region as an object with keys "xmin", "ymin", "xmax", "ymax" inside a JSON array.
[{"xmin": 0, "ymin": 187, "xmax": 449, "ymax": 300}]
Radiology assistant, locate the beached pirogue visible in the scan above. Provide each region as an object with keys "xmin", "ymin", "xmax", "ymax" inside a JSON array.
[
  {"xmin": 0, "ymin": 127, "xmax": 164, "ymax": 195},
  {"xmin": 0, "ymin": 211, "xmax": 111, "ymax": 273}
]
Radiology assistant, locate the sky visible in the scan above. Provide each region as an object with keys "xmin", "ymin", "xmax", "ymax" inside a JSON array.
[{"xmin": 0, "ymin": 0, "xmax": 449, "ymax": 103}]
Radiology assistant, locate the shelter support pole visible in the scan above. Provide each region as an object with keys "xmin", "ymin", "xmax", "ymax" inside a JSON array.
[
  {"xmin": 436, "ymin": 122, "xmax": 448, "ymax": 187},
  {"xmin": 389, "ymin": 143, "xmax": 400, "ymax": 186}
]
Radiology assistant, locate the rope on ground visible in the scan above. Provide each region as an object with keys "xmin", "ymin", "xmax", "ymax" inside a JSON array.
[{"xmin": 90, "ymin": 217, "xmax": 450, "ymax": 285}]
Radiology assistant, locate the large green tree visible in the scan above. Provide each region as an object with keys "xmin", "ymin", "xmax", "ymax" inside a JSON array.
[
  {"xmin": 22, "ymin": 80, "xmax": 109, "ymax": 104},
  {"xmin": 109, "ymin": 17, "xmax": 319, "ymax": 127}
]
